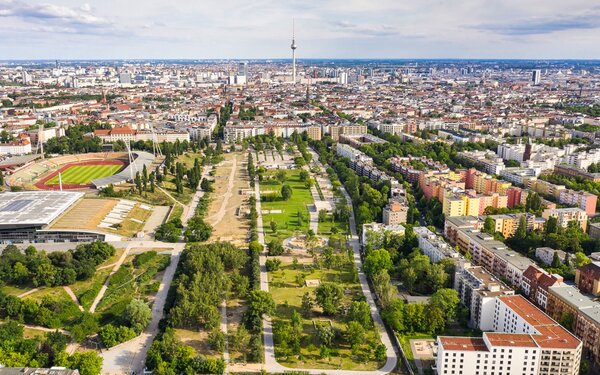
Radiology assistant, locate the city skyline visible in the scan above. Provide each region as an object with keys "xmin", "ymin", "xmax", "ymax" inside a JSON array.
[{"xmin": 0, "ymin": 0, "xmax": 600, "ymax": 60}]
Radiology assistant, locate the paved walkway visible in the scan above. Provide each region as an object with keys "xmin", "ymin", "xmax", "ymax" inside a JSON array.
[{"xmin": 254, "ymin": 151, "xmax": 398, "ymax": 374}]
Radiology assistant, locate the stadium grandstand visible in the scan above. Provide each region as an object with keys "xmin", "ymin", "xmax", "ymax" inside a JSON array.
[
  {"xmin": 92, "ymin": 151, "xmax": 155, "ymax": 189},
  {"xmin": 0, "ymin": 191, "xmax": 120, "ymax": 244}
]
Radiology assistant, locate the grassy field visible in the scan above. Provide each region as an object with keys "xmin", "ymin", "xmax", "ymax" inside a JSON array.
[
  {"xmin": 269, "ymin": 262, "xmax": 383, "ymax": 370},
  {"xmin": 97, "ymin": 252, "xmax": 170, "ymax": 323},
  {"xmin": 260, "ymin": 169, "xmax": 314, "ymax": 243},
  {"xmin": 46, "ymin": 164, "xmax": 122, "ymax": 184}
]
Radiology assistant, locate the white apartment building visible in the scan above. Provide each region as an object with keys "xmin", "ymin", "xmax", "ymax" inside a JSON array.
[
  {"xmin": 454, "ymin": 262, "xmax": 514, "ymax": 330},
  {"xmin": 436, "ymin": 295, "xmax": 582, "ymax": 375},
  {"xmin": 414, "ymin": 226, "xmax": 459, "ymax": 263}
]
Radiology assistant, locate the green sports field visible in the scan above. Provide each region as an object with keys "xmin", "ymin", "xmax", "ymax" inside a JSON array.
[{"xmin": 46, "ymin": 164, "xmax": 123, "ymax": 185}]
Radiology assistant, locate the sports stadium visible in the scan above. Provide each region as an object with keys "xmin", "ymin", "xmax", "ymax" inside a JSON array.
[{"xmin": 6, "ymin": 151, "xmax": 156, "ymax": 190}]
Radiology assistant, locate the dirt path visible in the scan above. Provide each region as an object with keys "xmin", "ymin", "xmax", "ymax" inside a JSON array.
[
  {"xmin": 63, "ymin": 286, "xmax": 84, "ymax": 312},
  {"xmin": 208, "ymin": 156, "xmax": 237, "ymax": 226},
  {"xmin": 18, "ymin": 288, "xmax": 41, "ymax": 298},
  {"xmin": 90, "ymin": 244, "xmax": 132, "ymax": 313}
]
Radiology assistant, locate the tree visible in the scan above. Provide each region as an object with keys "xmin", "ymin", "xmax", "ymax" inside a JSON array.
[
  {"xmin": 123, "ymin": 299, "xmax": 152, "ymax": 332},
  {"xmin": 275, "ymin": 170, "xmax": 287, "ymax": 183},
  {"xmin": 346, "ymin": 321, "xmax": 365, "ymax": 347},
  {"xmin": 573, "ymin": 252, "xmax": 591, "ymax": 268},
  {"xmin": 363, "ymin": 249, "xmax": 392, "ymax": 277},
  {"xmin": 299, "ymin": 170, "xmax": 309, "ymax": 181},
  {"xmin": 232, "ymin": 326, "xmax": 251, "ymax": 352},
  {"xmin": 483, "ymin": 216, "xmax": 495, "ymax": 234},
  {"xmin": 301, "ymin": 292, "xmax": 313, "ymax": 317},
  {"xmin": 429, "ymin": 288, "xmax": 460, "ymax": 321},
  {"xmin": 70, "ymin": 313, "xmax": 100, "ymax": 343},
  {"xmin": 281, "ymin": 184, "xmax": 293, "ymax": 201},
  {"xmin": 551, "ymin": 251, "xmax": 562, "ymax": 268},
  {"xmin": 315, "ymin": 324, "xmax": 335, "ymax": 347},
  {"xmin": 559, "ymin": 312, "xmax": 575, "ymax": 332},
  {"xmin": 382, "ymin": 299, "xmax": 405, "ymax": 333},
  {"xmin": 267, "ymin": 240, "xmax": 284, "ymax": 256},
  {"xmin": 348, "ymin": 301, "xmax": 372, "ymax": 328},
  {"xmin": 65, "ymin": 352, "xmax": 103, "ymax": 375},
  {"xmin": 315, "ymin": 283, "xmax": 343, "ymax": 315},
  {"xmin": 270, "ymin": 220, "xmax": 277, "ymax": 233},
  {"xmin": 545, "ymin": 216, "xmax": 558, "ymax": 235}
]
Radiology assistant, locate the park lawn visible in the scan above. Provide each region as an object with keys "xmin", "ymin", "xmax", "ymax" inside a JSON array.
[
  {"xmin": 71, "ymin": 268, "xmax": 111, "ymax": 310},
  {"xmin": 175, "ymin": 152, "xmax": 204, "ymax": 169},
  {"xmin": 174, "ymin": 328, "xmax": 221, "ymax": 360},
  {"xmin": 317, "ymin": 216, "xmax": 349, "ymax": 236},
  {"xmin": 46, "ymin": 164, "xmax": 122, "ymax": 184},
  {"xmin": 260, "ymin": 169, "xmax": 315, "ymax": 243},
  {"xmin": 269, "ymin": 262, "xmax": 383, "ymax": 371},
  {"xmin": 96, "ymin": 253, "xmax": 169, "ymax": 315},
  {"xmin": 1, "ymin": 284, "xmax": 32, "ymax": 296}
]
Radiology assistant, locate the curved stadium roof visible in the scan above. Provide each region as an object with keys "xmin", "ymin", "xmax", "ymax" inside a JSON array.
[{"xmin": 92, "ymin": 151, "xmax": 156, "ymax": 188}]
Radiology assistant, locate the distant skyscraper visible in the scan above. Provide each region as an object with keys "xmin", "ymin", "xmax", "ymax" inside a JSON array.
[
  {"xmin": 238, "ymin": 61, "xmax": 248, "ymax": 77},
  {"xmin": 119, "ymin": 73, "xmax": 132, "ymax": 85},
  {"xmin": 291, "ymin": 20, "xmax": 297, "ymax": 84},
  {"xmin": 532, "ymin": 69, "xmax": 541, "ymax": 85}
]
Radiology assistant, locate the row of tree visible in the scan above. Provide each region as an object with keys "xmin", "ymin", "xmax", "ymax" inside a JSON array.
[
  {"xmin": 0, "ymin": 242, "xmax": 115, "ymax": 288},
  {"xmin": 0, "ymin": 321, "xmax": 102, "ymax": 375}
]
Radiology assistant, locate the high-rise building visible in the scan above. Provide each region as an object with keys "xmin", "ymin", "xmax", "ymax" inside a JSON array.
[
  {"xmin": 119, "ymin": 73, "xmax": 132, "ymax": 85},
  {"xmin": 532, "ymin": 69, "xmax": 541, "ymax": 85},
  {"xmin": 238, "ymin": 61, "xmax": 248, "ymax": 78}
]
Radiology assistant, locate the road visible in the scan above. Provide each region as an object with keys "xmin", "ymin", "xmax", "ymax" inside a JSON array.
[{"xmin": 254, "ymin": 148, "xmax": 398, "ymax": 375}]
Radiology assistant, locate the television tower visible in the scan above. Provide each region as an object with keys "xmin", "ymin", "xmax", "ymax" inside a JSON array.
[{"xmin": 291, "ymin": 19, "xmax": 297, "ymax": 84}]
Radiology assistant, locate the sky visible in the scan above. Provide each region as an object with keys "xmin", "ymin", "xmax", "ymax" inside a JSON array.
[{"xmin": 0, "ymin": 0, "xmax": 599, "ymax": 60}]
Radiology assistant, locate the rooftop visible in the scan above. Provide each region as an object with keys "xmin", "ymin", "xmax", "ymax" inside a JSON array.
[
  {"xmin": 0, "ymin": 191, "xmax": 83, "ymax": 227},
  {"xmin": 484, "ymin": 332, "xmax": 538, "ymax": 348},
  {"xmin": 438, "ymin": 336, "xmax": 489, "ymax": 352}
]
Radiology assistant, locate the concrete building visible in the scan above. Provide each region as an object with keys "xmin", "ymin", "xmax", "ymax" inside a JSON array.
[
  {"xmin": 414, "ymin": 226, "xmax": 459, "ymax": 263},
  {"xmin": 535, "ymin": 247, "xmax": 568, "ymax": 266},
  {"xmin": 329, "ymin": 124, "xmax": 367, "ymax": 141},
  {"xmin": 454, "ymin": 262, "xmax": 514, "ymax": 330},
  {"xmin": 557, "ymin": 189, "xmax": 597, "ymax": 216},
  {"xmin": 541, "ymin": 207, "xmax": 588, "ymax": 232},
  {"xmin": 382, "ymin": 199, "xmax": 408, "ymax": 225}
]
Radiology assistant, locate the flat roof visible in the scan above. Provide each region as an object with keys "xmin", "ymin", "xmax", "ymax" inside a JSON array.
[
  {"xmin": 548, "ymin": 285, "xmax": 597, "ymax": 310},
  {"xmin": 0, "ymin": 154, "xmax": 41, "ymax": 167},
  {"xmin": 484, "ymin": 332, "xmax": 538, "ymax": 348},
  {"xmin": 438, "ymin": 337, "xmax": 488, "ymax": 352},
  {"xmin": 0, "ymin": 191, "xmax": 83, "ymax": 226}
]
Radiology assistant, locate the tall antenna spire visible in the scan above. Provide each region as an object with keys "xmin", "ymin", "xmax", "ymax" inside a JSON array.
[{"xmin": 291, "ymin": 19, "xmax": 297, "ymax": 84}]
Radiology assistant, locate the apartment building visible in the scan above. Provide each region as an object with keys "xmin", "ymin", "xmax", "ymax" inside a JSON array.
[
  {"xmin": 547, "ymin": 285, "xmax": 600, "ymax": 366},
  {"xmin": 535, "ymin": 247, "xmax": 567, "ymax": 267},
  {"xmin": 457, "ymin": 150, "xmax": 506, "ymax": 175},
  {"xmin": 490, "ymin": 213, "xmax": 537, "ymax": 239},
  {"xmin": 521, "ymin": 265, "xmax": 564, "ymax": 310},
  {"xmin": 445, "ymin": 217, "xmax": 535, "ymax": 287},
  {"xmin": 557, "ymin": 189, "xmax": 597, "ymax": 216},
  {"xmin": 0, "ymin": 134, "xmax": 32, "ymax": 155},
  {"xmin": 575, "ymin": 262, "xmax": 600, "ymax": 296},
  {"xmin": 361, "ymin": 222, "xmax": 405, "ymax": 247},
  {"xmin": 382, "ymin": 199, "xmax": 408, "ymax": 225},
  {"xmin": 454, "ymin": 262, "xmax": 514, "ymax": 330},
  {"xmin": 329, "ymin": 124, "xmax": 367, "ymax": 141},
  {"xmin": 541, "ymin": 207, "xmax": 588, "ymax": 232},
  {"xmin": 414, "ymin": 226, "xmax": 459, "ymax": 263},
  {"xmin": 436, "ymin": 295, "xmax": 582, "ymax": 375}
]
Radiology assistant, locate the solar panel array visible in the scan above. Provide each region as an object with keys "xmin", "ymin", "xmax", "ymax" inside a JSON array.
[{"xmin": 0, "ymin": 191, "xmax": 84, "ymax": 226}]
